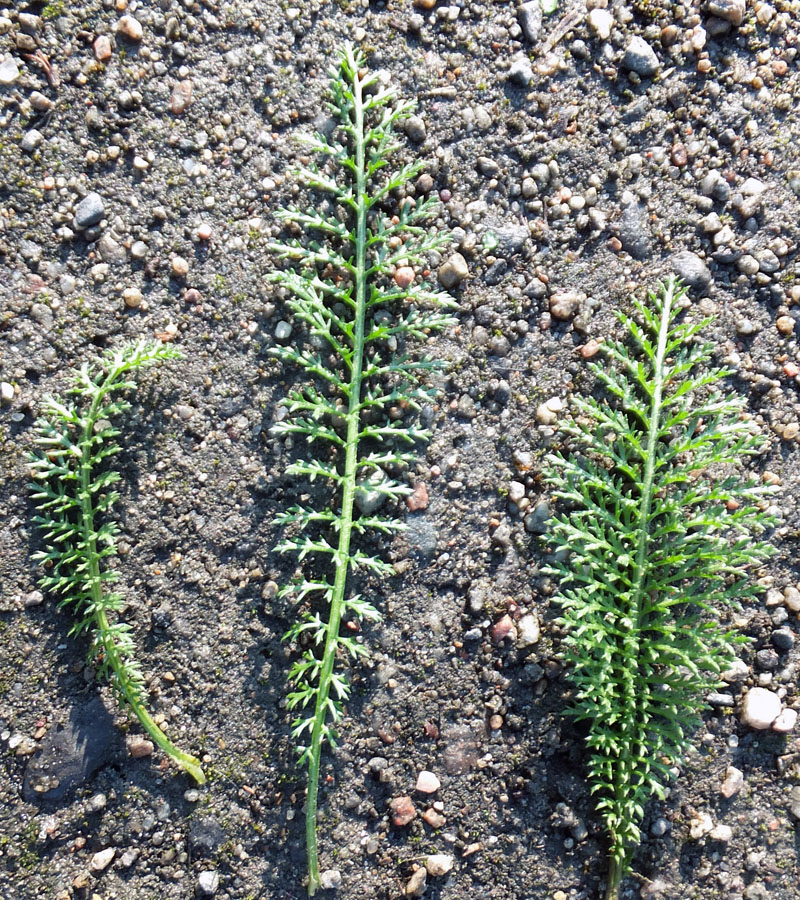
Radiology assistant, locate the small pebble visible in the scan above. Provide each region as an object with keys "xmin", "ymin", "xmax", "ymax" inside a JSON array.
[
  {"xmin": 415, "ymin": 770, "xmax": 441, "ymax": 794},
  {"xmin": 772, "ymin": 707, "xmax": 797, "ymax": 733},
  {"xmin": 622, "ymin": 36, "xmax": 660, "ymax": 77},
  {"xmin": 117, "ymin": 15, "xmax": 143, "ymax": 41},
  {"xmin": 320, "ymin": 870, "xmax": 342, "ymax": 890},
  {"xmin": 0, "ymin": 55, "xmax": 20, "ymax": 85},
  {"xmin": 171, "ymin": 256, "xmax": 189, "ymax": 277},
  {"xmin": 394, "ymin": 266, "xmax": 415, "ymax": 289},
  {"xmin": 689, "ymin": 811, "xmax": 713, "ymax": 840},
  {"xmin": 90, "ymin": 848, "xmax": 115, "ymax": 872},
  {"xmin": 406, "ymin": 483, "xmax": 429, "ymax": 512},
  {"xmin": 171, "ymin": 79, "xmax": 193, "ymax": 114},
  {"xmin": 720, "ymin": 765, "xmax": 744, "ymax": 799},
  {"xmin": 127, "ymin": 735, "xmax": 154, "ymax": 758},
  {"xmin": 705, "ymin": 0, "xmax": 745, "ymax": 25},
  {"xmin": 423, "ymin": 808, "xmax": 446, "ymax": 828},
  {"xmin": 390, "ymin": 795, "xmax": 417, "ymax": 826},
  {"xmin": 425, "ymin": 853, "xmax": 454, "ymax": 876},
  {"xmin": 123, "ymin": 288, "xmax": 142, "ymax": 308},
  {"xmin": 75, "ymin": 192, "xmax": 105, "ymax": 228},
  {"xmin": 405, "ymin": 867, "xmax": 427, "ymax": 897},
  {"xmin": 437, "ymin": 253, "xmax": 468, "ymax": 289},
  {"xmin": 197, "ymin": 870, "xmax": 219, "ymax": 896},
  {"xmin": 275, "ymin": 321, "xmax": 291, "ymax": 341},
  {"xmin": 549, "ymin": 291, "xmax": 582, "ymax": 320},
  {"xmin": 21, "ymin": 129, "xmax": 44, "ymax": 153},
  {"xmin": 0, "ymin": 382, "xmax": 13, "ymax": 403},
  {"xmin": 94, "ymin": 35, "xmax": 112, "ymax": 61},
  {"xmin": 740, "ymin": 687, "xmax": 782, "ymax": 730},
  {"xmin": 709, "ymin": 823, "xmax": 733, "ymax": 842},
  {"xmin": 516, "ymin": 613, "xmax": 540, "ymax": 647},
  {"xmin": 491, "ymin": 614, "xmax": 517, "ymax": 644},
  {"xmin": 784, "ymin": 586, "xmax": 800, "ymax": 612},
  {"xmin": 587, "ymin": 8, "xmax": 613, "ymax": 40}
]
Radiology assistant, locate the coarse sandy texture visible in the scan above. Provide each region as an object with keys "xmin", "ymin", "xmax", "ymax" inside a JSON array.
[{"xmin": 1, "ymin": 1, "xmax": 800, "ymax": 899}]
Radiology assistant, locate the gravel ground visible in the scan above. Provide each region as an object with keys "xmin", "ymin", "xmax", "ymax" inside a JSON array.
[{"xmin": 2, "ymin": 1, "xmax": 800, "ymax": 898}]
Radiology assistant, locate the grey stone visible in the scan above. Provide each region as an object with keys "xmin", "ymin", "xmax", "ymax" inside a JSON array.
[
  {"xmin": 619, "ymin": 201, "xmax": 651, "ymax": 259},
  {"xmin": 671, "ymin": 250, "xmax": 712, "ymax": 291},
  {"xmin": 517, "ymin": 0, "xmax": 542, "ymax": 43},
  {"xmin": 0, "ymin": 55, "xmax": 20, "ymax": 85},
  {"xmin": 189, "ymin": 818, "xmax": 226, "ymax": 856},
  {"xmin": 622, "ymin": 37, "xmax": 660, "ymax": 77},
  {"xmin": 493, "ymin": 223, "xmax": 529, "ymax": 256},
  {"xmin": 404, "ymin": 115, "xmax": 426, "ymax": 144},
  {"xmin": 437, "ymin": 252, "xmax": 468, "ymax": 289},
  {"xmin": 508, "ymin": 55, "xmax": 534, "ymax": 87},
  {"xmin": 23, "ymin": 698, "xmax": 119, "ymax": 801},
  {"xmin": 756, "ymin": 249, "xmax": 780, "ymax": 274},
  {"xmin": 771, "ymin": 627, "xmax": 794, "ymax": 652},
  {"xmin": 21, "ymin": 129, "xmax": 44, "ymax": 152},
  {"xmin": 705, "ymin": 0, "xmax": 745, "ymax": 25},
  {"xmin": 406, "ymin": 515, "xmax": 438, "ymax": 563},
  {"xmin": 97, "ymin": 234, "xmax": 127, "ymax": 266},
  {"xmin": 75, "ymin": 192, "xmax": 105, "ymax": 228},
  {"xmin": 524, "ymin": 500, "xmax": 551, "ymax": 534}
]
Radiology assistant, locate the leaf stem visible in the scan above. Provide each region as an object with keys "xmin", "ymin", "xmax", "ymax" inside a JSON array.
[
  {"xmin": 78, "ymin": 361, "xmax": 205, "ymax": 786},
  {"xmin": 304, "ymin": 45, "xmax": 369, "ymax": 896}
]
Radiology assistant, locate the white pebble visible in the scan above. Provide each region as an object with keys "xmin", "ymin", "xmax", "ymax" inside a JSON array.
[
  {"xmin": 415, "ymin": 770, "xmax": 441, "ymax": 794},
  {"xmin": 720, "ymin": 765, "xmax": 744, "ymax": 799},
  {"xmin": 319, "ymin": 869, "xmax": 342, "ymax": 890},
  {"xmin": 772, "ymin": 707, "xmax": 797, "ymax": 733},
  {"xmin": 90, "ymin": 847, "xmax": 116, "ymax": 871},
  {"xmin": 516, "ymin": 613, "xmax": 540, "ymax": 647},
  {"xmin": 708, "ymin": 823, "xmax": 733, "ymax": 842},
  {"xmin": 587, "ymin": 8, "xmax": 613, "ymax": 40},
  {"xmin": 425, "ymin": 853, "xmax": 454, "ymax": 876},
  {"xmin": 0, "ymin": 382, "xmax": 13, "ymax": 403},
  {"xmin": 688, "ymin": 812, "xmax": 713, "ymax": 840},
  {"xmin": 740, "ymin": 687, "xmax": 782, "ymax": 730},
  {"xmin": 197, "ymin": 870, "xmax": 219, "ymax": 895}
]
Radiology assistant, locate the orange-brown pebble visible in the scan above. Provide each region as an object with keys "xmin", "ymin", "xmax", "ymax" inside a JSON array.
[
  {"xmin": 394, "ymin": 266, "xmax": 415, "ymax": 289},
  {"xmin": 697, "ymin": 58, "xmax": 713, "ymax": 74},
  {"xmin": 489, "ymin": 714, "xmax": 503, "ymax": 730},
  {"xmin": 580, "ymin": 338, "xmax": 601, "ymax": 359},
  {"xmin": 777, "ymin": 316, "xmax": 795, "ymax": 335},
  {"xmin": 783, "ymin": 361, "xmax": 799, "ymax": 377},
  {"xmin": 406, "ymin": 482, "xmax": 429, "ymax": 512},
  {"xmin": 423, "ymin": 808, "xmax": 446, "ymax": 829}
]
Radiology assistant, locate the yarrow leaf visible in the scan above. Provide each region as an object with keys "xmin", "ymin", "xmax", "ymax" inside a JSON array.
[
  {"xmin": 269, "ymin": 44, "xmax": 455, "ymax": 895},
  {"xmin": 29, "ymin": 340, "xmax": 205, "ymax": 785},
  {"xmin": 543, "ymin": 276, "xmax": 775, "ymax": 900}
]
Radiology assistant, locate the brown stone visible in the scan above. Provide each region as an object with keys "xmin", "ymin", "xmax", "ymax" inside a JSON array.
[
  {"xmin": 390, "ymin": 795, "xmax": 417, "ymax": 826},
  {"xmin": 406, "ymin": 482, "xmax": 429, "ymax": 512}
]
